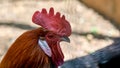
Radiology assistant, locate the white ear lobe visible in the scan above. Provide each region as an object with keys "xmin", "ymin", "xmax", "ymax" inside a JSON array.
[{"xmin": 38, "ymin": 39, "xmax": 52, "ymax": 57}]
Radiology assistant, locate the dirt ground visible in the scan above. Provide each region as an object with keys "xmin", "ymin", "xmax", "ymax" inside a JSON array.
[{"xmin": 0, "ymin": 0, "xmax": 120, "ymax": 68}]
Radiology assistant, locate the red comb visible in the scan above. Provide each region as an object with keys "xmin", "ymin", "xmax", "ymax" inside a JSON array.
[{"xmin": 32, "ymin": 7, "xmax": 71, "ymax": 36}]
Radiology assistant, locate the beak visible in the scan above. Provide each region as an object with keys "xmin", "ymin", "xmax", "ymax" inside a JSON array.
[{"xmin": 61, "ymin": 36, "xmax": 70, "ymax": 43}]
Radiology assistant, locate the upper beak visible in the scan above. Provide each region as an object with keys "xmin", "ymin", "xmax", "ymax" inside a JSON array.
[{"xmin": 61, "ymin": 36, "xmax": 70, "ymax": 43}]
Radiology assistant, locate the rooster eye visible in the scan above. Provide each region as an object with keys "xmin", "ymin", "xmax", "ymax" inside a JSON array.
[
  {"xmin": 46, "ymin": 32, "xmax": 59, "ymax": 40},
  {"xmin": 46, "ymin": 33, "xmax": 55, "ymax": 39},
  {"xmin": 48, "ymin": 35, "xmax": 54, "ymax": 39}
]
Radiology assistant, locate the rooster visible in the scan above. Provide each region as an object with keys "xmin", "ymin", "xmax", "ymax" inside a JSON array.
[{"xmin": 0, "ymin": 7, "xmax": 71, "ymax": 68}]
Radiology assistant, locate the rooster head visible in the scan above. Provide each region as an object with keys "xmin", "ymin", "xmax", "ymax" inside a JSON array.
[{"xmin": 32, "ymin": 7, "xmax": 71, "ymax": 67}]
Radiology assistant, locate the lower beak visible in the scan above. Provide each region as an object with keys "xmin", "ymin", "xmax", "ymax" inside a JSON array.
[{"xmin": 61, "ymin": 36, "xmax": 70, "ymax": 43}]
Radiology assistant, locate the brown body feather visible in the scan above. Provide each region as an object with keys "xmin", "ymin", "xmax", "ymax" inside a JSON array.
[{"xmin": 0, "ymin": 28, "xmax": 54, "ymax": 68}]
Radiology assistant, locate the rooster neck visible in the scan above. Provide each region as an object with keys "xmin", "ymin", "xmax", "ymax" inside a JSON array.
[{"xmin": 38, "ymin": 38, "xmax": 59, "ymax": 68}]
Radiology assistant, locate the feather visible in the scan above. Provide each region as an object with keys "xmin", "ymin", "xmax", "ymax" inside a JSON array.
[
  {"xmin": 0, "ymin": 28, "xmax": 54, "ymax": 68},
  {"xmin": 0, "ymin": 7, "xmax": 72, "ymax": 68}
]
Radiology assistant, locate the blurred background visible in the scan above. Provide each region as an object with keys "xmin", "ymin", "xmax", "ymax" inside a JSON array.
[{"xmin": 0, "ymin": 0, "xmax": 120, "ymax": 67}]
